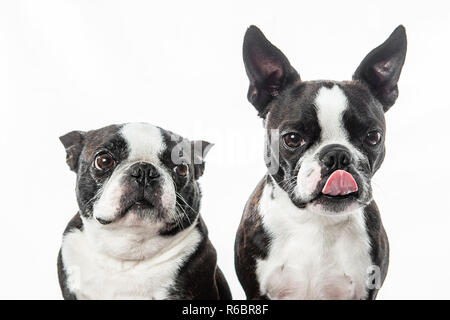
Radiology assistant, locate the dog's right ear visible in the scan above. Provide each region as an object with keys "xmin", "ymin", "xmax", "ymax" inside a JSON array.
[
  {"xmin": 243, "ymin": 26, "xmax": 300, "ymax": 118},
  {"xmin": 59, "ymin": 131, "xmax": 85, "ymax": 172}
]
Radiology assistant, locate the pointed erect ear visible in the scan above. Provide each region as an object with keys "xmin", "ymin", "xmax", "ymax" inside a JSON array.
[
  {"xmin": 353, "ymin": 25, "xmax": 407, "ymax": 112},
  {"xmin": 59, "ymin": 131, "xmax": 85, "ymax": 172},
  {"xmin": 243, "ymin": 25, "xmax": 300, "ymax": 117},
  {"xmin": 191, "ymin": 140, "xmax": 214, "ymax": 179}
]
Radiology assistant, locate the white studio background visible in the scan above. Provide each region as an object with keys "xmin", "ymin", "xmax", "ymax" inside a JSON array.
[{"xmin": 0, "ymin": 0, "xmax": 449, "ymax": 299}]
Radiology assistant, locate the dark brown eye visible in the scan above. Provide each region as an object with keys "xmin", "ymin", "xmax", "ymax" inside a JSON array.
[
  {"xmin": 95, "ymin": 153, "xmax": 115, "ymax": 170},
  {"xmin": 365, "ymin": 131, "xmax": 382, "ymax": 146},
  {"xmin": 174, "ymin": 163, "xmax": 189, "ymax": 177},
  {"xmin": 283, "ymin": 132, "xmax": 305, "ymax": 149}
]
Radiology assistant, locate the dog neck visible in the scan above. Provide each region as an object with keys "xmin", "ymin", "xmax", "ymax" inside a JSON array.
[{"xmin": 81, "ymin": 214, "xmax": 201, "ymax": 262}]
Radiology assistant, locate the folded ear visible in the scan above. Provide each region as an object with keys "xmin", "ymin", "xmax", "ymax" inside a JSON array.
[
  {"xmin": 353, "ymin": 25, "xmax": 407, "ymax": 112},
  {"xmin": 243, "ymin": 25, "xmax": 300, "ymax": 117},
  {"xmin": 191, "ymin": 141, "xmax": 214, "ymax": 179},
  {"xmin": 59, "ymin": 131, "xmax": 85, "ymax": 172}
]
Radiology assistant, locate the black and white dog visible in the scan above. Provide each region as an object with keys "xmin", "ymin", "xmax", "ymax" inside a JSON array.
[
  {"xmin": 58, "ymin": 122, "xmax": 231, "ymax": 300},
  {"xmin": 235, "ymin": 26, "xmax": 406, "ymax": 299}
]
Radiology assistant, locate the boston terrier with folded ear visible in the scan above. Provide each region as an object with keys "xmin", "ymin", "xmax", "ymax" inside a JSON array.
[
  {"xmin": 235, "ymin": 26, "xmax": 407, "ymax": 300},
  {"xmin": 58, "ymin": 122, "xmax": 231, "ymax": 300}
]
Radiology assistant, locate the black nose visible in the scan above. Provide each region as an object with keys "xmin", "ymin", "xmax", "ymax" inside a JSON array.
[
  {"xmin": 319, "ymin": 144, "xmax": 352, "ymax": 171},
  {"xmin": 130, "ymin": 162, "xmax": 160, "ymax": 186}
]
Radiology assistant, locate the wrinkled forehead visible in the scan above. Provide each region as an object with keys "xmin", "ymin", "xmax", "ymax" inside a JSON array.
[
  {"xmin": 267, "ymin": 81, "xmax": 385, "ymax": 134},
  {"xmin": 82, "ymin": 124, "xmax": 125, "ymax": 159},
  {"xmin": 82, "ymin": 123, "xmax": 185, "ymax": 164}
]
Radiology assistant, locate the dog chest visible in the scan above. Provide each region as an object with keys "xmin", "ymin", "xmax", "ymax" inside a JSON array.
[
  {"xmin": 60, "ymin": 227, "xmax": 201, "ymax": 300},
  {"xmin": 256, "ymin": 184, "xmax": 372, "ymax": 300}
]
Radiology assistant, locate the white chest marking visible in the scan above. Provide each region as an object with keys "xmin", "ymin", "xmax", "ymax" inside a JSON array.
[
  {"xmin": 256, "ymin": 183, "xmax": 372, "ymax": 300},
  {"xmin": 61, "ymin": 220, "xmax": 201, "ymax": 300}
]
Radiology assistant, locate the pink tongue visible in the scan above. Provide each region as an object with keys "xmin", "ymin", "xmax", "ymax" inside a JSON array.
[{"xmin": 322, "ymin": 170, "xmax": 358, "ymax": 196}]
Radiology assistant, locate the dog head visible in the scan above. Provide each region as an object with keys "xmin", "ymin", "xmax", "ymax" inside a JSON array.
[
  {"xmin": 243, "ymin": 26, "xmax": 406, "ymax": 215},
  {"xmin": 60, "ymin": 123, "xmax": 212, "ymax": 233}
]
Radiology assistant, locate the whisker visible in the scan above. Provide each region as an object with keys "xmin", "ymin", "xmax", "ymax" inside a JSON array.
[{"xmin": 177, "ymin": 198, "xmax": 192, "ymax": 222}]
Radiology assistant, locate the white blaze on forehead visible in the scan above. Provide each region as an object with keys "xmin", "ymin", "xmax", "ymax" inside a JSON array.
[
  {"xmin": 120, "ymin": 123, "xmax": 165, "ymax": 164},
  {"xmin": 315, "ymin": 85, "xmax": 349, "ymax": 142}
]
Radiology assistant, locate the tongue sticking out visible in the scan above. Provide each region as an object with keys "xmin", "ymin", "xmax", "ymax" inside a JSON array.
[{"xmin": 322, "ymin": 170, "xmax": 358, "ymax": 196}]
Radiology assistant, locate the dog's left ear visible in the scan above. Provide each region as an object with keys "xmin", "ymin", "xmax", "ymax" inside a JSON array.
[
  {"xmin": 60, "ymin": 130, "xmax": 85, "ymax": 172},
  {"xmin": 191, "ymin": 141, "xmax": 213, "ymax": 179},
  {"xmin": 353, "ymin": 25, "xmax": 407, "ymax": 112}
]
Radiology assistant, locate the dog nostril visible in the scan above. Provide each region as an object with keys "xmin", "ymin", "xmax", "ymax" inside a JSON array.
[
  {"xmin": 148, "ymin": 169, "xmax": 160, "ymax": 179},
  {"xmin": 321, "ymin": 148, "xmax": 352, "ymax": 170},
  {"xmin": 341, "ymin": 154, "xmax": 350, "ymax": 167},
  {"xmin": 324, "ymin": 154, "xmax": 336, "ymax": 169},
  {"xmin": 131, "ymin": 168, "xmax": 142, "ymax": 178},
  {"xmin": 130, "ymin": 163, "xmax": 160, "ymax": 185}
]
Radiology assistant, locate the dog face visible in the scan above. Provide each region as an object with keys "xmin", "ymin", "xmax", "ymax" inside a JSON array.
[
  {"xmin": 243, "ymin": 26, "xmax": 406, "ymax": 215},
  {"xmin": 60, "ymin": 123, "xmax": 212, "ymax": 233}
]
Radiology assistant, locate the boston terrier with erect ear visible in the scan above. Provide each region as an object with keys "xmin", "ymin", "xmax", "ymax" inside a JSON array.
[
  {"xmin": 235, "ymin": 26, "xmax": 407, "ymax": 299},
  {"xmin": 58, "ymin": 122, "xmax": 231, "ymax": 300}
]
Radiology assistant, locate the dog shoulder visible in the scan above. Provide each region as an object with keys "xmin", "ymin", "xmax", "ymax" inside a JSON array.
[
  {"xmin": 63, "ymin": 212, "xmax": 84, "ymax": 235},
  {"xmin": 169, "ymin": 216, "xmax": 231, "ymax": 299},
  {"xmin": 363, "ymin": 201, "xmax": 389, "ymax": 299},
  {"xmin": 58, "ymin": 212, "xmax": 83, "ymax": 299},
  {"xmin": 235, "ymin": 176, "xmax": 272, "ymax": 299}
]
